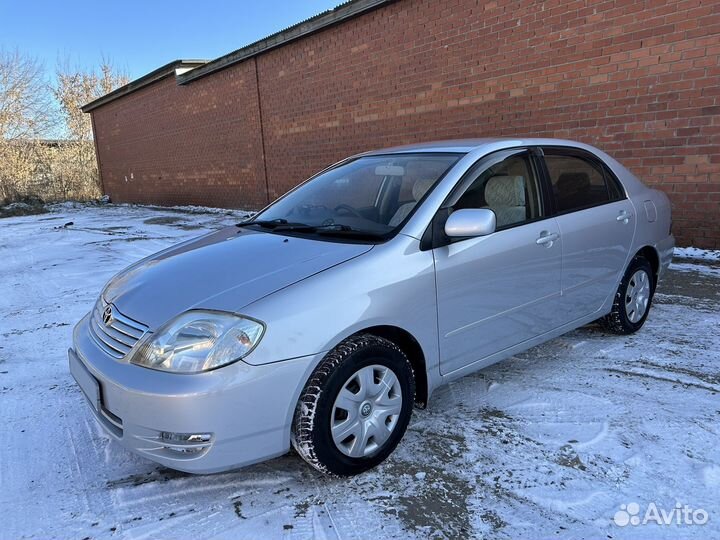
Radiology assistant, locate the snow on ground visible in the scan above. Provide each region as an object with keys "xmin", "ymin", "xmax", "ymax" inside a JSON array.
[
  {"xmin": 674, "ymin": 246, "xmax": 720, "ymax": 262},
  {"xmin": 671, "ymin": 246, "xmax": 720, "ymax": 278},
  {"xmin": 1, "ymin": 203, "xmax": 719, "ymax": 539}
]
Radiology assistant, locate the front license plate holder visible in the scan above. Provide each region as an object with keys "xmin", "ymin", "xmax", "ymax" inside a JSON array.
[{"xmin": 69, "ymin": 349, "xmax": 101, "ymax": 412}]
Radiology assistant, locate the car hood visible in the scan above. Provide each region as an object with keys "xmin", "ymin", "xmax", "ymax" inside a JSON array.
[{"xmin": 103, "ymin": 227, "xmax": 372, "ymax": 329}]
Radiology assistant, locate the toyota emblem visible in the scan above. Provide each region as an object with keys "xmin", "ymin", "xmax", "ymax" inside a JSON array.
[{"xmin": 102, "ymin": 305, "xmax": 114, "ymax": 326}]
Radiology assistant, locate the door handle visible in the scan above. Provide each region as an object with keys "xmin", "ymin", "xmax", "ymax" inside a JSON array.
[
  {"xmin": 536, "ymin": 231, "xmax": 559, "ymax": 246},
  {"xmin": 616, "ymin": 210, "xmax": 632, "ymax": 223}
]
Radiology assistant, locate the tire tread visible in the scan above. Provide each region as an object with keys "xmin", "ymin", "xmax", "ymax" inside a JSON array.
[
  {"xmin": 600, "ymin": 256, "xmax": 654, "ymax": 335},
  {"xmin": 291, "ymin": 334, "xmax": 412, "ymax": 475}
]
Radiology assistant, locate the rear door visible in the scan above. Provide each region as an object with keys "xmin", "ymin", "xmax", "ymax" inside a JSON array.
[
  {"xmin": 540, "ymin": 147, "xmax": 636, "ymax": 323},
  {"xmin": 433, "ymin": 148, "xmax": 564, "ymax": 375}
]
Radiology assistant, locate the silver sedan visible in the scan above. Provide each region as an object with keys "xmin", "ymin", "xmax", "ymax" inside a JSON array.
[{"xmin": 69, "ymin": 138, "xmax": 674, "ymax": 475}]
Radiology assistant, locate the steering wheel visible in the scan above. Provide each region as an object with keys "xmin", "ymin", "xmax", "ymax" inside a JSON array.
[{"xmin": 334, "ymin": 204, "xmax": 363, "ymax": 219}]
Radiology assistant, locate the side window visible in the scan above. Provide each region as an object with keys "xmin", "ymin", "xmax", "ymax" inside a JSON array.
[
  {"xmin": 544, "ymin": 152, "xmax": 619, "ymax": 213},
  {"xmin": 451, "ymin": 153, "xmax": 543, "ymax": 229}
]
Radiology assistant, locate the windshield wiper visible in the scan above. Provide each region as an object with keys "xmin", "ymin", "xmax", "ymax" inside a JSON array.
[
  {"xmin": 312, "ymin": 224, "xmax": 385, "ymax": 239},
  {"xmin": 238, "ymin": 220, "xmax": 383, "ymax": 239},
  {"xmin": 236, "ymin": 218, "xmax": 292, "ymax": 229},
  {"xmin": 237, "ymin": 220, "xmax": 328, "ymax": 233}
]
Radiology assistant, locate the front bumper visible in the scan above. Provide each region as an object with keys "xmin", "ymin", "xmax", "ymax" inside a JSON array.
[{"xmin": 69, "ymin": 314, "xmax": 320, "ymax": 473}]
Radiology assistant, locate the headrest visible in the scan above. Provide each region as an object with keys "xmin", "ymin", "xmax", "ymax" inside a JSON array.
[
  {"xmin": 557, "ymin": 172, "xmax": 590, "ymax": 192},
  {"xmin": 412, "ymin": 178, "xmax": 436, "ymax": 201},
  {"xmin": 485, "ymin": 176, "xmax": 526, "ymax": 207}
]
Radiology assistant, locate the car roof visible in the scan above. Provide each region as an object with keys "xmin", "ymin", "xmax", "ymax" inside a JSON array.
[
  {"xmin": 357, "ymin": 137, "xmax": 648, "ymax": 198},
  {"xmin": 360, "ymin": 137, "xmax": 605, "ymax": 155}
]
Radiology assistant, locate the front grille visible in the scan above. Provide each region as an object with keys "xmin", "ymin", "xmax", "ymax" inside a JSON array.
[{"xmin": 88, "ymin": 298, "xmax": 148, "ymax": 359}]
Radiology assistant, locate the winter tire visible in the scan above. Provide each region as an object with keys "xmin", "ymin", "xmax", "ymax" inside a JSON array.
[
  {"xmin": 601, "ymin": 256, "xmax": 654, "ymax": 335},
  {"xmin": 291, "ymin": 334, "xmax": 415, "ymax": 476}
]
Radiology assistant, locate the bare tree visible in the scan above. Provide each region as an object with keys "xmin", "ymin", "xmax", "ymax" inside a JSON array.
[
  {"xmin": 54, "ymin": 59, "xmax": 129, "ymax": 140},
  {"xmin": 0, "ymin": 52, "xmax": 129, "ymax": 204},
  {"xmin": 0, "ymin": 49, "xmax": 53, "ymax": 202},
  {"xmin": 51, "ymin": 59, "xmax": 129, "ymax": 198},
  {"xmin": 0, "ymin": 49, "xmax": 52, "ymax": 140}
]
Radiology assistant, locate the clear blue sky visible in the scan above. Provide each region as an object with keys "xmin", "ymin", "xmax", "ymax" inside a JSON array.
[{"xmin": 0, "ymin": 0, "xmax": 340, "ymax": 80}]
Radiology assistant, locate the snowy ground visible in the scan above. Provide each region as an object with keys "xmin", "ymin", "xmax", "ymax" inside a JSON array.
[{"xmin": 1, "ymin": 203, "xmax": 718, "ymax": 540}]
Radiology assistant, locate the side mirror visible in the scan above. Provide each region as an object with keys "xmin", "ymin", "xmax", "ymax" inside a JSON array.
[{"xmin": 444, "ymin": 208, "xmax": 496, "ymax": 238}]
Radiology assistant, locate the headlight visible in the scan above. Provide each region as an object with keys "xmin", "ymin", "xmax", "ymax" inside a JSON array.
[{"xmin": 131, "ymin": 311, "xmax": 265, "ymax": 373}]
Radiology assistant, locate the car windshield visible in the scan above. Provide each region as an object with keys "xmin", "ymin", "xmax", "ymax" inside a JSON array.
[{"xmin": 249, "ymin": 153, "xmax": 461, "ymax": 239}]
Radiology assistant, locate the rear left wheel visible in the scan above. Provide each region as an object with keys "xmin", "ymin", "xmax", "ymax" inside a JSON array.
[
  {"xmin": 601, "ymin": 256, "xmax": 655, "ymax": 334},
  {"xmin": 291, "ymin": 334, "xmax": 415, "ymax": 476}
]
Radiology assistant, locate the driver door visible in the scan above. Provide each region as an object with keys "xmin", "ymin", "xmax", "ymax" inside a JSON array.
[{"xmin": 433, "ymin": 149, "xmax": 564, "ymax": 375}]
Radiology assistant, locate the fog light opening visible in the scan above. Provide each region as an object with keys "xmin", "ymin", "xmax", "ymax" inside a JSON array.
[{"xmin": 159, "ymin": 431, "xmax": 213, "ymax": 454}]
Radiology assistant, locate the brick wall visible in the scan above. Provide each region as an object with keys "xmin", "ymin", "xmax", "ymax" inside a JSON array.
[
  {"xmin": 91, "ymin": 0, "xmax": 720, "ymax": 247},
  {"xmin": 91, "ymin": 60, "xmax": 268, "ymax": 209}
]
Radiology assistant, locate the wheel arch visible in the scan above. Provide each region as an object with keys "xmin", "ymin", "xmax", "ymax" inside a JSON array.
[
  {"xmin": 349, "ymin": 325, "xmax": 429, "ymax": 409},
  {"xmin": 635, "ymin": 245, "xmax": 660, "ymax": 286}
]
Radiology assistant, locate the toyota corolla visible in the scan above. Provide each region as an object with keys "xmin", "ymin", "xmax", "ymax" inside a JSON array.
[{"xmin": 69, "ymin": 138, "xmax": 674, "ymax": 476}]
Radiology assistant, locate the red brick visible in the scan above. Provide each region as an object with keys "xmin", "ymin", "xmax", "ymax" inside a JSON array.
[{"xmin": 89, "ymin": 0, "xmax": 720, "ymax": 248}]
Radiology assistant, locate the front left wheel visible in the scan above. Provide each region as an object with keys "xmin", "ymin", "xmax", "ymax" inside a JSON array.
[{"xmin": 291, "ymin": 334, "xmax": 415, "ymax": 476}]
